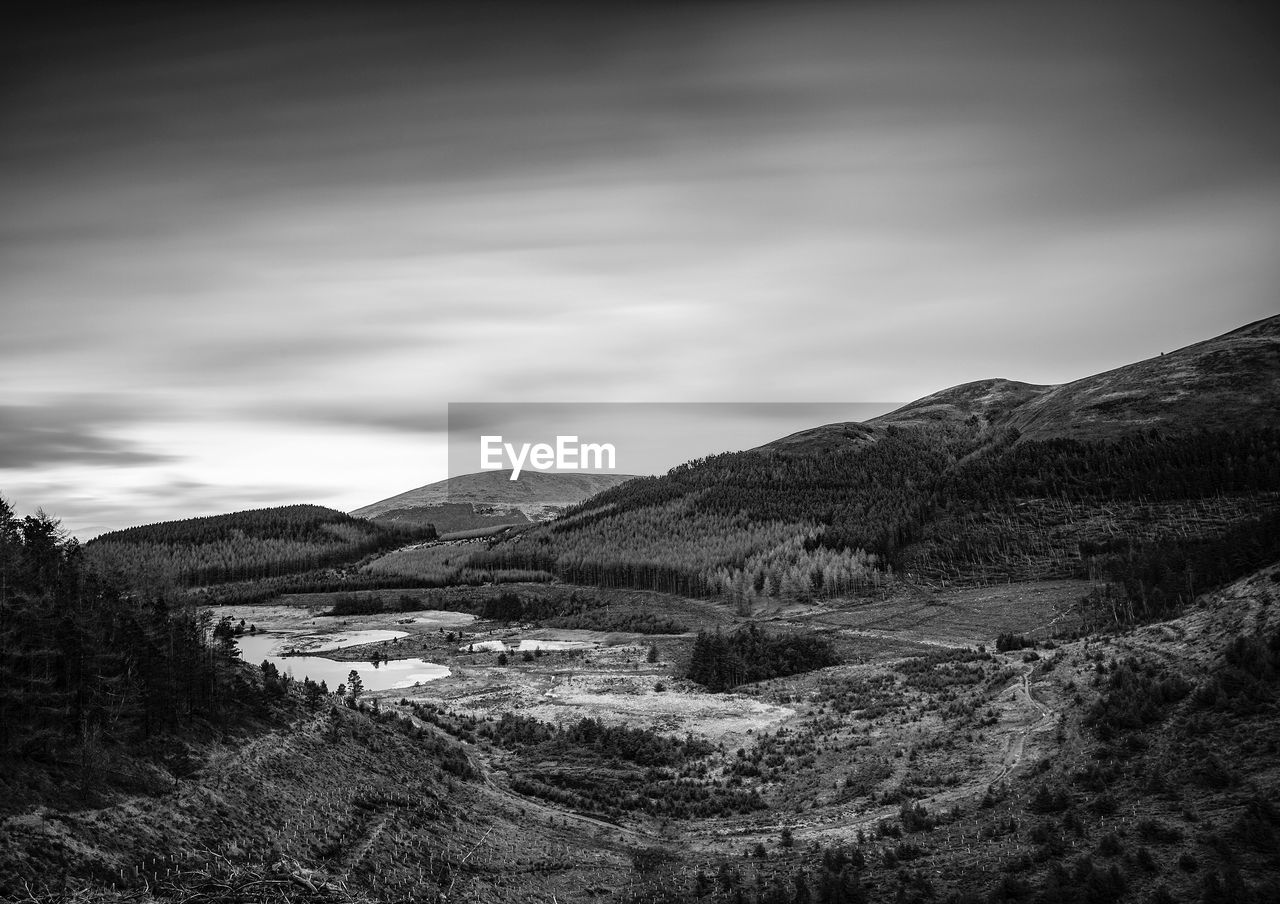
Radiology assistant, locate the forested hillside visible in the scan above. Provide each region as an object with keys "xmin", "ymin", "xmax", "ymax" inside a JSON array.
[
  {"xmin": 464, "ymin": 317, "xmax": 1280, "ymax": 617},
  {"xmin": 901, "ymin": 428, "xmax": 1280, "ymax": 605},
  {"xmin": 86, "ymin": 505, "xmax": 433, "ymax": 587},
  {"xmin": 0, "ymin": 496, "xmax": 506, "ymax": 902},
  {"xmin": 469, "ymin": 424, "xmax": 967, "ymax": 598},
  {"xmin": 472, "ymin": 425, "xmax": 1280, "ymax": 621}
]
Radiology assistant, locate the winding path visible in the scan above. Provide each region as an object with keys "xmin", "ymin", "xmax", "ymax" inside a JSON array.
[{"xmin": 691, "ymin": 659, "xmax": 1061, "ymax": 849}]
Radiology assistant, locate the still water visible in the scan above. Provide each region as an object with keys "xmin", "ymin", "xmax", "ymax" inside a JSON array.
[
  {"xmin": 235, "ymin": 631, "xmax": 449, "ymax": 691},
  {"xmin": 462, "ymin": 638, "xmax": 594, "ymax": 653}
]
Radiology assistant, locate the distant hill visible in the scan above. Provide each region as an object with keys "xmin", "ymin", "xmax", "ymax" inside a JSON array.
[
  {"xmin": 758, "ymin": 420, "xmax": 881, "ymax": 455},
  {"xmin": 367, "ymin": 502, "xmax": 534, "ymax": 537},
  {"xmin": 870, "ymin": 378, "xmax": 1053, "ymax": 432},
  {"xmin": 86, "ymin": 504, "xmax": 430, "ymax": 586},
  {"xmin": 352, "ymin": 470, "xmax": 638, "ymax": 534},
  {"xmin": 760, "ymin": 315, "xmax": 1280, "ymax": 454}
]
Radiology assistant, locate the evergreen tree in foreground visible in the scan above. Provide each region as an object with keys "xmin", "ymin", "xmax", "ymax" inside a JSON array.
[{"xmin": 0, "ymin": 497, "xmax": 233, "ymax": 759}]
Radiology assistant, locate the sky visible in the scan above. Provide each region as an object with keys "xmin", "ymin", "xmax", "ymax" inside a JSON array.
[
  {"xmin": 444, "ymin": 403, "xmax": 899, "ymax": 479},
  {"xmin": 2, "ymin": 1, "xmax": 1278, "ymax": 539}
]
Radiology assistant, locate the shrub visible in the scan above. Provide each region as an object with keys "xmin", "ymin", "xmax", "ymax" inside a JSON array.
[
  {"xmin": 1232, "ymin": 793, "xmax": 1280, "ymax": 850},
  {"xmin": 988, "ymin": 875, "xmax": 1032, "ymax": 901},
  {"xmin": 1136, "ymin": 846, "xmax": 1159, "ymax": 872},
  {"xmin": 1029, "ymin": 784, "xmax": 1071, "ymax": 814},
  {"xmin": 899, "ymin": 801, "xmax": 935, "ymax": 833},
  {"xmin": 997, "ymin": 633, "xmax": 1033, "ymax": 652},
  {"xmin": 1086, "ymin": 657, "xmax": 1192, "ymax": 740},
  {"xmin": 1137, "ymin": 818, "xmax": 1183, "ymax": 844},
  {"xmin": 1097, "ymin": 833, "xmax": 1124, "ymax": 857}
]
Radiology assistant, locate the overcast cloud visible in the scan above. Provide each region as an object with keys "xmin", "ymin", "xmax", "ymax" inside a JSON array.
[{"xmin": 2, "ymin": 1, "xmax": 1277, "ymax": 537}]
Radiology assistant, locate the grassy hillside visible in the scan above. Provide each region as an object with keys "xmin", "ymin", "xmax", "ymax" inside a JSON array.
[
  {"xmin": 352, "ymin": 470, "xmax": 639, "ymax": 519},
  {"xmin": 868, "ymin": 377, "xmax": 1053, "ymax": 432},
  {"xmin": 348, "ymin": 470, "xmax": 639, "ymax": 541},
  {"xmin": 1004, "ymin": 313, "xmax": 1280, "ymax": 441},
  {"xmin": 814, "ymin": 314, "xmax": 1280, "ymax": 446}
]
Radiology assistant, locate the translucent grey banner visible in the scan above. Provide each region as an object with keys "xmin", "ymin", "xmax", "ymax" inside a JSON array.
[{"xmin": 446, "ymin": 402, "xmax": 899, "ymax": 490}]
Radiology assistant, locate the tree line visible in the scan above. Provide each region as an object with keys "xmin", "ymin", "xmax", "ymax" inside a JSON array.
[
  {"xmin": 86, "ymin": 504, "xmax": 434, "ymax": 587},
  {"xmin": 0, "ymin": 499, "xmax": 234, "ymax": 759},
  {"xmin": 686, "ymin": 624, "xmax": 839, "ymax": 692}
]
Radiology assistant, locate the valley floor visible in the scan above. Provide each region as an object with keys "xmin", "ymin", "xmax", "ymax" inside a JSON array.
[{"xmin": 4, "ymin": 573, "xmax": 1279, "ymax": 903}]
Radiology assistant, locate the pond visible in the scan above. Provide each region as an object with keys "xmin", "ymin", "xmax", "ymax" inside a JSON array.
[
  {"xmin": 288, "ymin": 629, "xmax": 408, "ymax": 653},
  {"xmin": 235, "ymin": 631, "xmax": 449, "ymax": 692},
  {"xmin": 459, "ymin": 638, "xmax": 595, "ymax": 653}
]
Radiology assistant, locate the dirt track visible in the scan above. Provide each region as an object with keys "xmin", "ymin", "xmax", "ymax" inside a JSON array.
[{"xmin": 684, "ymin": 659, "xmax": 1060, "ymax": 851}]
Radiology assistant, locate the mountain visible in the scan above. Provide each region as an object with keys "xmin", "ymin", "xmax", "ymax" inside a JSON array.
[
  {"xmin": 476, "ymin": 315, "xmax": 1280, "ymax": 602},
  {"xmin": 1003, "ymin": 314, "xmax": 1280, "ymax": 441},
  {"xmin": 760, "ymin": 315, "xmax": 1280, "ymax": 454},
  {"xmin": 351, "ymin": 470, "xmax": 639, "ymax": 535},
  {"xmin": 7, "ymin": 318, "xmax": 1280, "ymax": 904}
]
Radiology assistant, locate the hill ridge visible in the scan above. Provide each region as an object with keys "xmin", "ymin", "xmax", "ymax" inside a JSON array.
[
  {"xmin": 762, "ymin": 314, "xmax": 1280, "ymax": 452},
  {"xmin": 352, "ymin": 470, "xmax": 639, "ymax": 520}
]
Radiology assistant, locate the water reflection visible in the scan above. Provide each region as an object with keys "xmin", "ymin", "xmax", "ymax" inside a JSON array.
[{"xmin": 235, "ymin": 632, "xmax": 449, "ymax": 691}]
